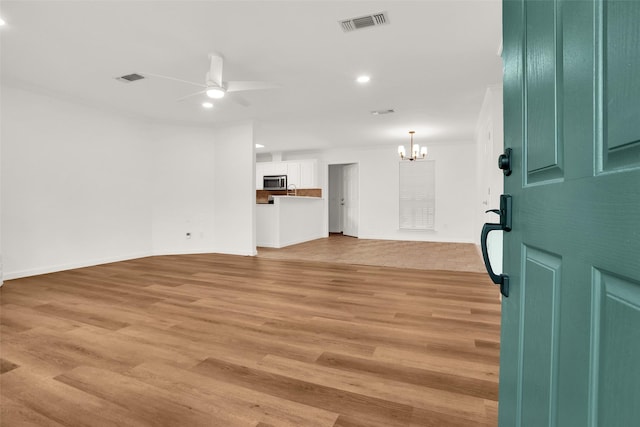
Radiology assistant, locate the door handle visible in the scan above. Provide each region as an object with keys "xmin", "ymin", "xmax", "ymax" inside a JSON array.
[{"xmin": 481, "ymin": 194, "xmax": 512, "ymax": 297}]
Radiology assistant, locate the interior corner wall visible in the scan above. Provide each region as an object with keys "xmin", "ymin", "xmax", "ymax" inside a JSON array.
[
  {"xmin": 475, "ymin": 85, "xmax": 504, "ymax": 272},
  {"xmin": 0, "ymin": 85, "xmax": 152, "ymax": 279},
  {"xmin": 284, "ymin": 142, "xmax": 477, "ymax": 243},
  {"xmin": 1, "ymin": 85, "xmax": 258, "ymax": 280},
  {"xmin": 149, "ymin": 121, "xmax": 256, "ymax": 257},
  {"xmin": 0, "ymin": 84, "xmax": 3, "ymax": 286},
  {"xmin": 149, "ymin": 124, "xmax": 217, "ymax": 255},
  {"xmin": 212, "ymin": 122, "xmax": 256, "ymax": 256}
]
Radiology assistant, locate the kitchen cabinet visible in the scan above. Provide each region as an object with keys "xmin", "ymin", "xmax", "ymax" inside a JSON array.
[
  {"xmin": 299, "ymin": 160, "xmax": 317, "ymax": 188},
  {"xmin": 256, "ymin": 159, "xmax": 318, "ymax": 189},
  {"xmin": 256, "ymin": 196, "xmax": 324, "ymax": 248},
  {"xmin": 256, "ymin": 163, "xmax": 265, "ymax": 189},
  {"xmin": 286, "ymin": 162, "xmax": 300, "ymax": 187}
]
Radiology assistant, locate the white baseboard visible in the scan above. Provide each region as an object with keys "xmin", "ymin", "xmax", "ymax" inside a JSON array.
[
  {"xmin": 278, "ymin": 234, "xmax": 324, "ymax": 248},
  {"xmin": 152, "ymin": 248, "xmax": 256, "ymax": 257},
  {"xmin": 2, "ymin": 251, "xmax": 152, "ymax": 281},
  {"xmin": 3, "ymin": 247, "xmax": 260, "ymax": 281},
  {"xmin": 358, "ymin": 234, "xmax": 476, "ymax": 244}
]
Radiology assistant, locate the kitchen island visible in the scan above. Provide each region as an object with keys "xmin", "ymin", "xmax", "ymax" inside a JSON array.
[{"xmin": 256, "ymin": 196, "xmax": 324, "ymax": 248}]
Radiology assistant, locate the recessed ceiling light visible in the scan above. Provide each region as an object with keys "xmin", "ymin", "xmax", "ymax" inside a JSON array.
[
  {"xmin": 356, "ymin": 75, "xmax": 370, "ymax": 83},
  {"xmin": 255, "ymin": 144, "xmax": 265, "ymax": 148},
  {"xmin": 202, "ymin": 102, "xmax": 213, "ymax": 109}
]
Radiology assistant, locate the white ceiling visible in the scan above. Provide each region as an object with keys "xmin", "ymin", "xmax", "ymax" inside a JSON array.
[{"xmin": 0, "ymin": 1, "xmax": 502, "ymax": 153}]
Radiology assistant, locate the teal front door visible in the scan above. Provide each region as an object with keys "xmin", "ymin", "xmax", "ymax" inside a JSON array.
[{"xmin": 498, "ymin": 0, "xmax": 640, "ymax": 426}]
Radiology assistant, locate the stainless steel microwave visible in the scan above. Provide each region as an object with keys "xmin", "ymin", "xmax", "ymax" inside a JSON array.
[{"xmin": 263, "ymin": 175, "xmax": 287, "ymax": 190}]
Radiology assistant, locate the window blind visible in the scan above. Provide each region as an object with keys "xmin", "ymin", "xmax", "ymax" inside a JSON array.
[{"xmin": 399, "ymin": 160, "xmax": 435, "ymax": 230}]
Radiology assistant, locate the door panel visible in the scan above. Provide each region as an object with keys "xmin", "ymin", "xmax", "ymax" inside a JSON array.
[
  {"xmin": 328, "ymin": 165, "xmax": 343, "ymax": 233},
  {"xmin": 602, "ymin": 1, "xmax": 640, "ymax": 170},
  {"xmin": 591, "ymin": 271, "xmax": 640, "ymax": 426},
  {"xmin": 525, "ymin": 0, "xmax": 563, "ymax": 181},
  {"xmin": 604, "ymin": 1, "xmax": 640, "ymax": 152},
  {"xmin": 500, "ymin": 1, "xmax": 640, "ymax": 426},
  {"xmin": 520, "ymin": 247, "xmax": 561, "ymax": 426}
]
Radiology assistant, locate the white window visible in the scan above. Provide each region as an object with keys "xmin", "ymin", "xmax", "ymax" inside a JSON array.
[{"xmin": 399, "ymin": 161, "xmax": 435, "ymax": 230}]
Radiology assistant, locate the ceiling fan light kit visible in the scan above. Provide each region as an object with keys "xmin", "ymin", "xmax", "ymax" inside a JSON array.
[
  {"xmin": 205, "ymin": 87, "xmax": 226, "ymax": 99},
  {"xmin": 135, "ymin": 53, "xmax": 277, "ymax": 107}
]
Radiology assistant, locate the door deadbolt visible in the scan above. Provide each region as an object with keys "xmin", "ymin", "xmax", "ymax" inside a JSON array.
[{"xmin": 499, "ymin": 148, "xmax": 512, "ymax": 176}]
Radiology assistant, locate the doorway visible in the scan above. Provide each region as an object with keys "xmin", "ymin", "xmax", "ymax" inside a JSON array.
[{"xmin": 328, "ymin": 163, "xmax": 359, "ymax": 238}]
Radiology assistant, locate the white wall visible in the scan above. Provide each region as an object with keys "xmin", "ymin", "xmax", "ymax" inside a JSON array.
[
  {"xmin": 149, "ymin": 124, "xmax": 217, "ymax": 255},
  {"xmin": 213, "ymin": 122, "xmax": 256, "ymax": 256},
  {"xmin": 149, "ymin": 121, "xmax": 255, "ymax": 257},
  {"xmin": 284, "ymin": 142, "xmax": 478, "ymax": 243},
  {"xmin": 0, "ymin": 83, "xmax": 3, "ymax": 285},
  {"xmin": 1, "ymin": 84, "xmax": 257, "ymax": 279},
  {"xmin": 475, "ymin": 85, "xmax": 504, "ymax": 272},
  {"xmin": 1, "ymin": 85, "xmax": 152, "ymax": 279}
]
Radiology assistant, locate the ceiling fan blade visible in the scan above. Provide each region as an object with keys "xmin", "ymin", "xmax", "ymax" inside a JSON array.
[
  {"xmin": 230, "ymin": 95, "xmax": 250, "ymax": 107},
  {"xmin": 226, "ymin": 81, "xmax": 280, "ymax": 93},
  {"xmin": 141, "ymin": 72, "xmax": 206, "ymax": 88},
  {"xmin": 176, "ymin": 90, "xmax": 206, "ymax": 102},
  {"xmin": 208, "ymin": 54, "xmax": 223, "ymax": 87}
]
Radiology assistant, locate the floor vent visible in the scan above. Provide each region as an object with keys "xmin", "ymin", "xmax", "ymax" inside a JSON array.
[
  {"xmin": 340, "ymin": 12, "xmax": 388, "ymax": 32},
  {"xmin": 115, "ymin": 73, "xmax": 145, "ymax": 83}
]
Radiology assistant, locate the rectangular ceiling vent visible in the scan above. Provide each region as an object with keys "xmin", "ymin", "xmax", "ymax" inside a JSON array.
[
  {"xmin": 115, "ymin": 73, "xmax": 145, "ymax": 83},
  {"xmin": 371, "ymin": 109, "xmax": 395, "ymax": 116},
  {"xmin": 340, "ymin": 12, "xmax": 388, "ymax": 32}
]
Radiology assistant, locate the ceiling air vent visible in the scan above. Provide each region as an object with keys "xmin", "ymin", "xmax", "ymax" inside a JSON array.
[
  {"xmin": 115, "ymin": 73, "xmax": 145, "ymax": 83},
  {"xmin": 371, "ymin": 109, "xmax": 395, "ymax": 116},
  {"xmin": 340, "ymin": 12, "xmax": 388, "ymax": 32}
]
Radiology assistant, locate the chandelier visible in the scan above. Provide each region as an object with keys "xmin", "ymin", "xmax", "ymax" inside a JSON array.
[{"xmin": 398, "ymin": 131, "xmax": 427, "ymax": 161}]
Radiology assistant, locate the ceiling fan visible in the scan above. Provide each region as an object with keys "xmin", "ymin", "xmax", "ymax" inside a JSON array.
[{"xmin": 142, "ymin": 53, "xmax": 278, "ymax": 106}]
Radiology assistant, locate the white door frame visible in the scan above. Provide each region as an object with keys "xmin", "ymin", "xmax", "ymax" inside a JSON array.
[
  {"xmin": 325, "ymin": 162, "xmax": 359, "ymax": 238},
  {"xmin": 328, "ymin": 164, "xmax": 344, "ymax": 233},
  {"xmin": 342, "ymin": 163, "xmax": 359, "ymax": 237}
]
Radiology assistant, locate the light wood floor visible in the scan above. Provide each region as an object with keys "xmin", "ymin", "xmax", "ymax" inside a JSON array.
[
  {"xmin": 1, "ymin": 253, "xmax": 500, "ymax": 426},
  {"xmin": 258, "ymin": 234, "xmax": 486, "ymax": 273}
]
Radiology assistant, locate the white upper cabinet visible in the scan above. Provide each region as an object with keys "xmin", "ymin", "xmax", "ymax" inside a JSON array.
[
  {"xmin": 256, "ymin": 163, "xmax": 265, "ymax": 189},
  {"xmin": 286, "ymin": 162, "xmax": 301, "ymax": 187},
  {"xmin": 299, "ymin": 160, "xmax": 317, "ymax": 188},
  {"xmin": 256, "ymin": 159, "xmax": 318, "ymax": 189}
]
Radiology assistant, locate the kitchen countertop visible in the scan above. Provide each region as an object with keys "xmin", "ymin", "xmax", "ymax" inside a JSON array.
[
  {"xmin": 256, "ymin": 188, "xmax": 322, "ymax": 204},
  {"xmin": 257, "ymin": 195, "xmax": 323, "ymax": 204},
  {"xmin": 272, "ymin": 195, "xmax": 323, "ymax": 199}
]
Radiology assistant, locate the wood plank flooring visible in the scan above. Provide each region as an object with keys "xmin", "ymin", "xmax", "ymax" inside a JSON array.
[
  {"xmin": 0, "ymin": 254, "xmax": 500, "ymax": 426},
  {"xmin": 257, "ymin": 235, "xmax": 486, "ymax": 273}
]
